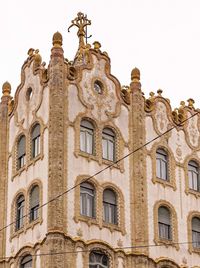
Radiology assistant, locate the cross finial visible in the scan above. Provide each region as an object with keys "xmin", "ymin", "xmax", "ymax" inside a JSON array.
[{"xmin": 68, "ymin": 12, "xmax": 91, "ymax": 48}]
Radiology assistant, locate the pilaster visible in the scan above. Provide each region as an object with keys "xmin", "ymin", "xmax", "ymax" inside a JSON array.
[
  {"xmin": 129, "ymin": 68, "xmax": 149, "ymax": 255},
  {"xmin": 46, "ymin": 32, "xmax": 66, "ymax": 267},
  {"xmin": 0, "ymin": 82, "xmax": 12, "ymax": 265}
]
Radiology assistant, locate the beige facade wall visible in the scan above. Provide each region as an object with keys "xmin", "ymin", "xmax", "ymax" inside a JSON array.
[{"xmin": 0, "ymin": 26, "xmax": 199, "ymax": 268}]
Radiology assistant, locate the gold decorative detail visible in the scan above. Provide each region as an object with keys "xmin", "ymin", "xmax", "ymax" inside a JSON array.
[
  {"xmin": 187, "ymin": 211, "xmax": 200, "ymax": 254},
  {"xmin": 187, "ymin": 98, "xmax": 195, "ymax": 109},
  {"xmin": 121, "ymin": 86, "xmax": 130, "ymax": 105},
  {"xmin": 73, "ymin": 114, "xmax": 125, "ymax": 172},
  {"xmin": 27, "ymin": 48, "xmax": 35, "ymax": 57},
  {"xmin": 157, "ymin": 89, "xmax": 163, "ymax": 96},
  {"xmin": 184, "ymin": 155, "xmax": 200, "ymax": 198},
  {"xmin": 150, "ymin": 141, "xmax": 177, "ymax": 190},
  {"xmin": 2, "ymin": 81, "xmax": 11, "ymax": 96},
  {"xmin": 172, "ymin": 101, "xmax": 187, "ymax": 125},
  {"xmin": 153, "ymin": 200, "xmax": 179, "ymax": 250},
  {"xmin": 145, "ymin": 92, "xmax": 155, "ymax": 112},
  {"xmin": 93, "ymin": 41, "xmax": 101, "ymax": 50},
  {"xmin": 34, "ymin": 49, "xmax": 42, "ymax": 65},
  {"xmin": 52, "ymin": 31, "xmax": 63, "ymax": 47},
  {"xmin": 8, "ymin": 99, "xmax": 14, "ymax": 115},
  {"xmin": 76, "ymin": 228, "xmax": 83, "ymax": 237},
  {"xmin": 117, "ymin": 239, "xmax": 123, "ymax": 248},
  {"xmin": 68, "ymin": 12, "xmax": 91, "ymax": 49},
  {"xmin": 131, "ymin": 67, "xmax": 140, "ymax": 82},
  {"xmin": 74, "ymin": 176, "xmax": 126, "ymax": 235}
]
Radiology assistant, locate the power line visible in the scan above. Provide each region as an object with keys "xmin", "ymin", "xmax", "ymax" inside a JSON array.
[
  {"xmin": 0, "ymin": 111, "xmax": 199, "ymax": 234},
  {"xmin": 0, "ymin": 241, "xmax": 197, "ymax": 261}
]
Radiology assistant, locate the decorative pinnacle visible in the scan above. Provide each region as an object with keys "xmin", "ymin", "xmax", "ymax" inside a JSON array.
[
  {"xmin": 131, "ymin": 67, "xmax": 140, "ymax": 82},
  {"xmin": 2, "ymin": 81, "xmax": 11, "ymax": 96},
  {"xmin": 52, "ymin": 31, "xmax": 63, "ymax": 47},
  {"xmin": 68, "ymin": 12, "xmax": 91, "ymax": 48},
  {"xmin": 187, "ymin": 98, "xmax": 195, "ymax": 109},
  {"xmin": 93, "ymin": 41, "xmax": 101, "ymax": 50}
]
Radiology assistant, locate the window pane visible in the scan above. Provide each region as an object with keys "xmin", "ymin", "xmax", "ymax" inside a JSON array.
[
  {"xmin": 89, "ymin": 252, "xmax": 109, "ymax": 268},
  {"xmin": 80, "ymin": 183, "xmax": 95, "ymax": 217},
  {"xmin": 103, "ymin": 189, "xmax": 117, "ymax": 224},
  {"xmin": 108, "ymin": 141, "xmax": 114, "ymax": 161},
  {"xmin": 188, "ymin": 161, "xmax": 199, "ymax": 191},
  {"xmin": 102, "ymin": 128, "xmax": 115, "ymax": 161},
  {"xmin": 156, "ymin": 149, "xmax": 168, "ymax": 180},
  {"xmin": 156, "ymin": 159, "xmax": 161, "ymax": 178},
  {"xmin": 80, "ymin": 131, "xmax": 85, "ymax": 152},
  {"xmin": 30, "ymin": 186, "xmax": 39, "ymax": 222},
  {"xmin": 16, "ymin": 196, "xmax": 25, "ymax": 230},
  {"xmin": 80, "ymin": 120, "xmax": 94, "ymax": 155},
  {"xmin": 18, "ymin": 136, "xmax": 26, "ymax": 157}
]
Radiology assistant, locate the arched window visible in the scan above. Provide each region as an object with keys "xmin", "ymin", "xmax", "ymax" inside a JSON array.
[
  {"xmin": 31, "ymin": 124, "xmax": 40, "ymax": 158},
  {"xmin": 89, "ymin": 251, "xmax": 109, "ymax": 268},
  {"xmin": 102, "ymin": 128, "xmax": 115, "ymax": 161},
  {"xmin": 192, "ymin": 217, "xmax": 200, "ymax": 248},
  {"xmin": 20, "ymin": 255, "xmax": 32, "ymax": 268},
  {"xmin": 17, "ymin": 135, "xmax": 26, "ymax": 169},
  {"xmin": 158, "ymin": 206, "xmax": 171, "ymax": 240},
  {"xmin": 156, "ymin": 148, "xmax": 168, "ymax": 180},
  {"xmin": 80, "ymin": 119, "xmax": 94, "ymax": 155},
  {"xmin": 103, "ymin": 189, "xmax": 117, "ymax": 224},
  {"xmin": 16, "ymin": 195, "xmax": 25, "ymax": 230},
  {"xmin": 30, "ymin": 185, "xmax": 39, "ymax": 222},
  {"xmin": 80, "ymin": 182, "xmax": 95, "ymax": 218},
  {"xmin": 188, "ymin": 161, "xmax": 199, "ymax": 191}
]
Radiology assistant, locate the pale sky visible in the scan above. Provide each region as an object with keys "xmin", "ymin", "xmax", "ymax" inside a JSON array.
[{"xmin": 1, "ymin": 0, "xmax": 200, "ymax": 108}]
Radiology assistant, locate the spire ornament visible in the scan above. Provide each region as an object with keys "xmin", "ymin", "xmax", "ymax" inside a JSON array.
[{"xmin": 68, "ymin": 12, "xmax": 91, "ymax": 48}]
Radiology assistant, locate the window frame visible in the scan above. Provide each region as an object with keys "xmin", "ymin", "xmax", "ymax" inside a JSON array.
[
  {"xmin": 154, "ymin": 200, "xmax": 179, "ymax": 250},
  {"xmin": 80, "ymin": 119, "xmax": 95, "ymax": 155},
  {"xmin": 89, "ymin": 251, "xmax": 109, "ymax": 268},
  {"xmin": 103, "ymin": 188, "xmax": 118, "ymax": 225},
  {"xmin": 20, "ymin": 254, "xmax": 32, "ymax": 268},
  {"xmin": 16, "ymin": 195, "xmax": 25, "ymax": 231},
  {"xmin": 158, "ymin": 206, "xmax": 172, "ymax": 240},
  {"xmin": 192, "ymin": 217, "xmax": 200, "ymax": 249},
  {"xmin": 156, "ymin": 148, "xmax": 168, "ymax": 181},
  {"xmin": 188, "ymin": 160, "xmax": 200, "ymax": 192},
  {"xmin": 29, "ymin": 185, "xmax": 40, "ymax": 222},
  {"xmin": 31, "ymin": 123, "xmax": 41, "ymax": 159},
  {"xmin": 80, "ymin": 182, "xmax": 95, "ymax": 218},
  {"xmin": 102, "ymin": 128, "xmax": 116, "ymax": 162},
  {"xmin": 17, "ymin": 135, "xmax": 26, "ymax": 170}
]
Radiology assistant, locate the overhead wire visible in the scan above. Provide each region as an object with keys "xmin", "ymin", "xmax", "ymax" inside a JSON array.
[
  {"xmin": 0, "ymin": 110, "xmax": 199, "ymax": 261},
  {"xmin": 0, "ymin": 241, "xmax": 198, "ymax": 260},
  {"xmin": 0, "ymin": 111, "xmax": 198, "ymax": 234}
]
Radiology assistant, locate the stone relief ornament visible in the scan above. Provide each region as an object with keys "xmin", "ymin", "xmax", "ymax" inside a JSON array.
[
  {"xmin": 186, "ymin": 112, "xmax": 200, "ymax": 148},
  {"xmin": 79, "ymin": 55, "xmax": 119, "ymax": 122},
  {"xmin": 154, "ymin": 102, "xmax": 169, "ymax": 133}
]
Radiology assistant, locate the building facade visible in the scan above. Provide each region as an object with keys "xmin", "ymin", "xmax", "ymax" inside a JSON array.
[{"xmin": 0, "ymin": 12, "xmax": 200, "ymax": 268}]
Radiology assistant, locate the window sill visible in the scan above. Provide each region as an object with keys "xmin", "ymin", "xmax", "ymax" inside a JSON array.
[
  {"xmin": 186, "ymin": 188, "xmax": 200, "ymax": 199},
  {"xmin": 102, "ymin": 159, "xmax": 124, "ymax": 173},
  {"xmin": 74, "ymin": 215, "xmax": 99, "ymax": 227},
  {"xmin": 10, "ymin": 226, "xmax": 25, "ymax": 241},
  {"xmin": 76, "ymin": 151, "xmax": 98, "ymax": 163},
  {"xmin": 26, "ymin": 217, "xmax": 43, "ymax": 231},
  {"xmin": 152, "ymin": 177, "xmax": 176, "ymax": 191},
  {"xmin": 102, "ymin": 222, "xmax": 126, "ymax": 235},
  {"xmin": 10, "ymin": 218, "xmax": 43, "ymax": 241},
  {"xmin": 189, "ymin": 246, "xmax": 200, "ymax": 255},
  {"xmin": 154, "ymin": 238, "xmax": 179, "ymax": 250},
  {"xmin": 12, "ymin": 154, "xmax": 43, "ymax": 181}
]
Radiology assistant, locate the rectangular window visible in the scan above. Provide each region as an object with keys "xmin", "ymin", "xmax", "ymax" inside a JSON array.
[
  {"xmin": 159, "ymin": 222, "xmax": 171, "ymax": 240},
  {"xmin": 192, "ymin": 231, "xmax": 200, "ymax": 248}
]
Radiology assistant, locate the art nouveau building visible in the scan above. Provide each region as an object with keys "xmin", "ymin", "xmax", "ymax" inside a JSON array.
[{"xmin": 0, "ymin": 12, "xmax": 200, "ymax": 268}]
